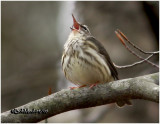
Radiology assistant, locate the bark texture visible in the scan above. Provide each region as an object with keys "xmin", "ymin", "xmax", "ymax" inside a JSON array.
[{"xmin": 1, "ymin": 73, "xmax": 159, "ymax": 123}]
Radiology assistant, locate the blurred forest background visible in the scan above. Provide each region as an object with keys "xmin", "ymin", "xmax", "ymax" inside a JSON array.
[{"xmin": 1, "ymin": 1, "xmax": 159, "ymax": 123}]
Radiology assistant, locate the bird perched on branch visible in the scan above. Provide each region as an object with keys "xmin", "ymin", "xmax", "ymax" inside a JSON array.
[{"xmin": 61, "ymin": 14, "xmax": 131, "ymax": 107}]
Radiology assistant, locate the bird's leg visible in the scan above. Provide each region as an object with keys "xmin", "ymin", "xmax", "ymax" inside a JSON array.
[
  {"xmin": 89, "ymin": 81, "xmax": 99, "ymax": 89},
  {"xmin": 70, "ymin": 85, "xmax": 87, "ymax": 90},
  {"xmin": 70, "ymin": 87, "xmax": 78, "ymax": 90}
]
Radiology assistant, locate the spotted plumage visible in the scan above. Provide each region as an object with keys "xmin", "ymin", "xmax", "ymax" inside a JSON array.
[{"xmin": 62, "ymin": 24, "xmax": 118, "ymax": 86}]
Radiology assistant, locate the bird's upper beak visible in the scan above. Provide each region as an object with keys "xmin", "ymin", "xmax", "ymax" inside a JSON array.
[{"xmin": 72, "ymin": 14, "xmax": 80, "ymax": 30}]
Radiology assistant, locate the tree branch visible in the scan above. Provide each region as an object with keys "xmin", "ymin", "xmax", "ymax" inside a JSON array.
[
  {"xmin": 114, "ymin": 54, "xmax": 154, "ymax": 69},
  {"xmin": 116, "ymin": 29, "xmax": 159, "ymax": 55},
  {"xmin": 115, "ymin": 30, "xmax": 159, "ymax": 69},
  {"xmin": 1, "ymin": 73, "xmax": 159, "ymax": 123}
]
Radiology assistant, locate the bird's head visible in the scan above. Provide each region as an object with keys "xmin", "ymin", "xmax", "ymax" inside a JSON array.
[{"xmin": 70, "ymin": 14, "xmax": 91, "ymax": 38}]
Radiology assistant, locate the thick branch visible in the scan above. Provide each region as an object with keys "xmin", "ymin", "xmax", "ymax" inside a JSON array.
[{"xmin": 1, "ymin": 73, "xmax": 159, "ymax": 123}]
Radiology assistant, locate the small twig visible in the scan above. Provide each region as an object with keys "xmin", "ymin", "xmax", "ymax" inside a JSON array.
[
  {"xmin": 48, "ymin": 87, "xmax": 52, "ymax": 95},
  {"xmin": 117, "ymin": 29, "xmax": 159, "ymax": 55},
  {"xmin": 114, "ymin": 54, "xmax": 154, "ymax": 69},
  {"xmin": 115, "ymin": 31, "xmax": 159, "ymax": 69}
]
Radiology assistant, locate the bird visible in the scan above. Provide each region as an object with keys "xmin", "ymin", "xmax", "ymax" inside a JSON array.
[{"xmin": 61, "ymin": 14, "xmax": 131, "ymax": 107}]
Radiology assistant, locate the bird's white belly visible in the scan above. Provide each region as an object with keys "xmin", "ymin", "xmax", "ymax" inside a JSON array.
[
  {"xmin": 65, "ymin": 57, "xmax": 108, "ymax": 86},
  {"xmin": 63, "ymin": 39, "xmax": 113, "ymax": 86}
]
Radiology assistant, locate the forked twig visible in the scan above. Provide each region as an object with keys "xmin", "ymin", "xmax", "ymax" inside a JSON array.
[
  {"xmin": 115, "ymin": 30, "xmax": 159, "ymax": 69},
  {"xmin": 116, "ymin": 29, "xmax": 159, "ymax": 55},
  {"xmin": 113, "ymin": 54, "xmax": 154, "ymax": 69}
]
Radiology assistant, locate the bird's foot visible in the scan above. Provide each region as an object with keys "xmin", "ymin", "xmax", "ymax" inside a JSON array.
[
  {"xmin": 70, "ymin": 85, "xmax": 86, "ymax": 90},
  {"xmin": 89, "ymin": 82, "xmax": 99, "ymax": 89},
  {"xmin": 70, "ymin": 87, "xmax": 78, "ymax": 90}
]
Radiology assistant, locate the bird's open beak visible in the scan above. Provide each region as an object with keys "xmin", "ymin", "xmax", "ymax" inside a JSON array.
[{"xmin": 72, "ymin": 14, "xmax": 79, "ymax": 30}]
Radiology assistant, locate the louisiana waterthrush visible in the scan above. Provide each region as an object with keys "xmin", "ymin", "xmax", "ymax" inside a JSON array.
[{"xmin": 61, "ymin": 15, "xmax": 131, "ymax": 107}]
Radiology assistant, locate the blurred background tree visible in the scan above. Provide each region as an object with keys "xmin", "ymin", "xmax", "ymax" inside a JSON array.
[{"xmin": 1, "ymin": 1, "xmax": 159, "ymax": 123}]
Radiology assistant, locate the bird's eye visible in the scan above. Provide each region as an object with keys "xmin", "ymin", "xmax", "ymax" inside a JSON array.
[
  {"xmin": 83, "ymin": 27, "xmax": 87, "ymax": 30},
  {"xmin": 81, "ymin": 25, "xmax": 88, "ymax": 31}
]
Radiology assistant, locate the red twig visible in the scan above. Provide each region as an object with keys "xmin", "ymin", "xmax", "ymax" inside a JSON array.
[
  {"xmin": 48, "ymin": 87, "xmax": 52, "ymax": 95},
  {"xmin": 117, "ymin": 29, "xmax": 159, "ymax": 55}
]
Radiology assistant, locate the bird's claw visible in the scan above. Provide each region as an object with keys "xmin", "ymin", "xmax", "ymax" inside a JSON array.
[{"xmin": 70, "ymin": 85, "xmax": 86, "ymax": 90}]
